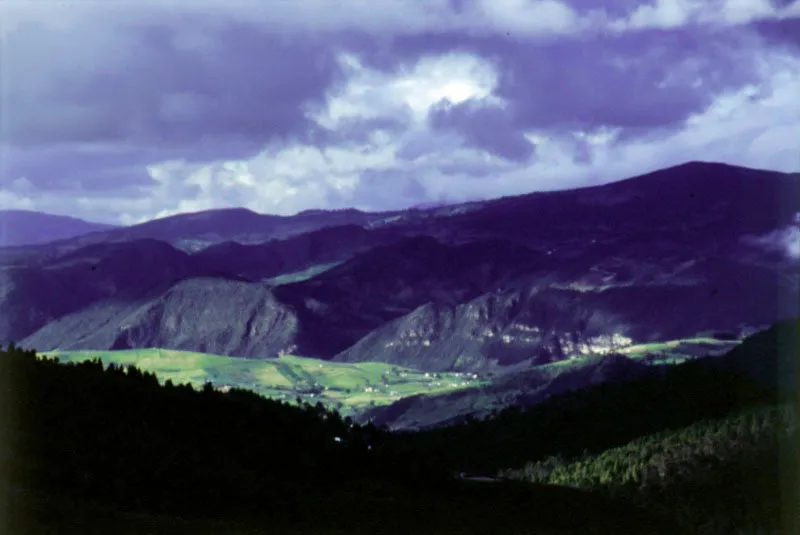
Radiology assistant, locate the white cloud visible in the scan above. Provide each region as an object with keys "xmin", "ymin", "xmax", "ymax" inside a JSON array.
[
  {"xmin": 0, "ymin": 189, "xmax": 35, "ymax": 211},
  {"xmin": 395, "ymin": 54, "xmax": 500, "ymax": 117},
  {"xmin": 743, "ymin": 221, "xmax": 800, "ymax": 260},
  {"xmin": 474, "ymin": 0, "xmax": 580, "ymax": 35},
  {"xmin": 314, "ymin": 52, "xmax": 499, "ymax": 129},
  {"xmin": 615, "ymin": 0, "xmax": 800, "ymax": 30}
]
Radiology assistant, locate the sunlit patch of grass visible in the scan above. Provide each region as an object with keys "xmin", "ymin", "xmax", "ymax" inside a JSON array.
[
  {"xmin": 618, "ymin": 337, "xmax": 738, "ymax": 360},
  {"xmin": 263, "ymin": 261, "xmax": 341, "ymax": 286},
  {"xmin": 40, "ymin": 349, "xmax": 485, "ymax": 416}
]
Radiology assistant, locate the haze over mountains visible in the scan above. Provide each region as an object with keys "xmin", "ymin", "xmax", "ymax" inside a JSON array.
[
  {"xmin": 3, "ymin": 162, "xmax": 799, "ymax": 386},
  {"xmin": 0, "ymin": 210, "xmax": 119, "ymax": 248}
]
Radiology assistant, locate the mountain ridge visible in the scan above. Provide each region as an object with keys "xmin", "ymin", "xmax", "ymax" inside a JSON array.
[
  {"xmin": 0, "ymin": 209, "xmax": 119, "ymax": 247},
  {"xmin": 7, "ymin": 162, "xmax": 799, "ymax": 391}
]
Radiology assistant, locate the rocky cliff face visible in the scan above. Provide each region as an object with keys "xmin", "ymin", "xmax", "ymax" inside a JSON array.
[
  {"xmin": 333, "ymin": 250, "xmax": 798, "ymax": 372},
  {"xmin": 21, "ymin": 278, "xmax": 300, "ymax": 358}
]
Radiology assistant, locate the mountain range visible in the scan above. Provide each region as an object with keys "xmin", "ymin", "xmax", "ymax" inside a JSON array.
[
  {"xmin": 0, "ymin": 210, "xmax": 118, "ymax": 248},
  {"xmin": 2, "ymin": 161, "xmax": 798, "ymax": 423}
]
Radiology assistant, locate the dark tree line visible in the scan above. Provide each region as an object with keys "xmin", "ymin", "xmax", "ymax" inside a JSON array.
[
  {"xmin": 0, "ymin": 343, "xmax": 435, "ymax": 521},
  {"xmin": 391, "ymin": 358, "xmax": 780, "ymax": 476}
]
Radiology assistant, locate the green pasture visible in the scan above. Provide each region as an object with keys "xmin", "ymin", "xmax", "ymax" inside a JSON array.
[{"xmin": 40, "ymin": 349, "xmax": 485, "ymax": 417}]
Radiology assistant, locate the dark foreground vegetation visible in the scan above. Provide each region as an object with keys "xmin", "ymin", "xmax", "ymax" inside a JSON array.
[
  {"xmin": 0, "ymin": 343, "xmax": 678, "ymax": 534},
  {"xmin": 1, "ymin": 319, "xmax": 797, "ymax": 534},
  {"xmin": 500, "ymin": 404, "xmax": 798, "ymax": 535}
]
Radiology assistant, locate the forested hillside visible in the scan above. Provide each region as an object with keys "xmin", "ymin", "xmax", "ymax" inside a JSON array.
[
  {"xmin": 501, "ymin": 405, "xmax": 798, "ymax": 534},
  {"xmin": 0, "ymin": 343, "xmax": 683, "ymax": 535}
]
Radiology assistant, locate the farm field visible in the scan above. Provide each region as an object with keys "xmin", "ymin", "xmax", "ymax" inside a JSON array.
[
  {"xmin": 263, "ymin": 261, "xmax": 342, "ymax": 286},
  {"xmin": 42, "ymin": 336, "xmax": 740, "ymax": 420},
  {"xmin": 616, "ymin": 337, "xmax": 739, "ymax": 364},
  {"xmin": 41, "ymin": 349, "xmax": 487, "ymax": 417}
]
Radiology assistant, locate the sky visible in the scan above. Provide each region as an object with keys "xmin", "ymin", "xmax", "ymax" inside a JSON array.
[{"xmin": 1, "ymin": 0, "xmax": 799, "ymax": 225}]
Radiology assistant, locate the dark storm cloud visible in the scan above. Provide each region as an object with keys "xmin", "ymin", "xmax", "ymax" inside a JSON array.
[
  {"xmin": 753, "ymin": 16, "xmax": 800, "ymax": 49},
  {"xmin": 1, "ymin": 13, "xmax": 345, "ymax": 192},
  {"xmin": 2, "ymin": 138, "xmax": 270, "ymax": 193},
  {"xmin": 2, "ymin": 16, "xmax": 342, "ymax": 154},
  {"xmin": 428, "ymin": 98, "xmax": 535, "ymax": 162},
  {"xmin": 2, "ymin": 0, "xmax": 797, "ymax": 223},
  {"xmin": 358, "ymin": 26, "xmax": 765, "ymax": 136},
  {"xmin": 4, "ymin": 145, "xmax": 160, "ymax": 191}
]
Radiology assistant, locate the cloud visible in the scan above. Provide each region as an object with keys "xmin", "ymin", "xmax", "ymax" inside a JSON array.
[
  {"xmin": 351, "ymin": 169, "xmax": 430, "ymax": 209},
  {"xmin": 428, "ymin": 98, "xmax": 536, "ymax": 162},
  {"xmin": 3, "ymin": 144, "xmax": 161, "ymax": 192},
  {"xmin": 500, "ymin": 28, "xmax": 769, "ymax": 135},
  {"xmin": 743, "ymin": 216, "xmax": 800, "ymax": 260},
  {"xmin": 754, "ymin": 15, "xmax": 800, "ymax": 49},
  {"xmin": 3, "ymin": 16, "xmax": 340, "ymax": 151},
  {"xmin": 616, "ymin": 0, "xmax": 800, "ymax": 30},
  {"xmin": 0, "ymin": 0, "xmax": 798, "ymax": 225}
]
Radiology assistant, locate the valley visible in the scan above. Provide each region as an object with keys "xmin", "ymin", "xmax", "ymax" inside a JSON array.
[
  {"xmin": 42, "ymin": 334, "xmax": 740, "ymax": 428},
  {"xmin": 41, "ymin": 348, "xmax": 488, "ymax": 418}
]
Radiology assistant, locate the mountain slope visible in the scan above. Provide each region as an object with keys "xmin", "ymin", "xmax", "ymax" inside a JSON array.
[
  {"xmin": 704, "ymin": 317, "xmax": 799, "ymax": 395},
  {"xmin": 358, "ymin": 353, "xmax": 650, "ymax": 430},
  {"xmin": 334, "ymin": 254, "xmax": 798, "ymax": 371},
  {"xmin": 0, "ymin": 210, "xmax": 118, "ymax": 247},
  {"xmin": 437, "ymin": 161, "xmax": 800, "ymax": 251},
  {"xmin": 12, "ymin": 162, "xmax": 800, "ymax": 380},
  {"xmin": 11, "ymin": 206, "xmax": 410, "ymax": 255},
  {"xmin": 21, "ymin": 277, "xmax": 299, "ymax": 357},
  {"xmin": 0, "ymin": 239, "xmax": 201, "ymax": 345},
  {"xmin": 271, "ymin": 236, "xmax": 552, "ymax": 358},
  {"xmin": 190, "ymin": 224, "xmax": 405, "ymax": 281},
  {"xmin": 20, "ymin": 236, "xmax": 550, "ymax": 359}
]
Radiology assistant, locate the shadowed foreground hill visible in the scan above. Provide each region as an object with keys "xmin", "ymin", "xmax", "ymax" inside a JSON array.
[
  {"xmin": 704, "ymin": 317, "xmax": 800, "ymax": 395},
  {"xmin": 0, "ymin": 344, "xmax": 680, "ymax": 535},
  {"xmin": 501, "ymin": 404, "xmax": 798, "ymax": 535}
]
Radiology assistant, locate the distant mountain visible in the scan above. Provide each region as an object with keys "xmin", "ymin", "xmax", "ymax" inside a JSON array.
[
  {"xmin": 21, "ymin": 236, "xmax": 549, "ymax": 358},
  {"xmin": 9, "ymin": 206, "xmax": 415, "ymax": 255},
  {"xmin": 11, "ymin": 162, "xmax": 800, "ymax": 384},
  {"xmin": 190, "ymin": 224, "xmax": 406, "ymax": 281},
  {"xmin": 0, "ymin": 210, "xmax": 119, "ymax": 247},
  {"xmin": 420, "ymin": 161, "xmax": 800, "ymax": 253}
]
